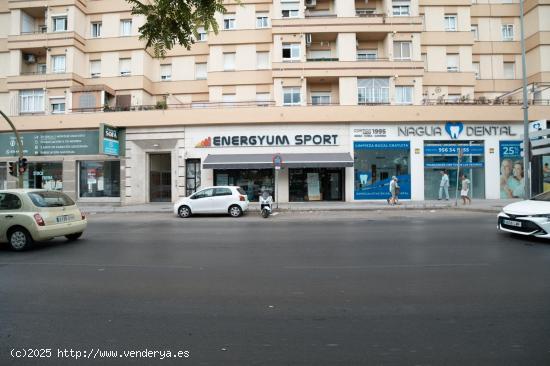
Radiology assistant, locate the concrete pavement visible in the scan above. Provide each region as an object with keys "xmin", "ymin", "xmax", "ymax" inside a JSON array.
[{"xmin": 78, "ymin": 199, "xmax": 520, "ymax": 214}]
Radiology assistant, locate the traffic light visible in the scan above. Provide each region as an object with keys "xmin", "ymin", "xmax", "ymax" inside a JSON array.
[
  {"xmin": 18, "ymin": 157, "xmax": 28, "ymax": 174},
  {"xmin": 8, "ymin": 161, "xmax": 17, "ymax": 177}
]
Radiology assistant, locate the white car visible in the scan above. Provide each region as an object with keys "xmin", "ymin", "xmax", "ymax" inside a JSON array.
[
  {"xmin": 173, "ymin": 186, "xmax": 249, "ymax": 218},
  {"xmin": 498, "ymin": 191, "xmax": 550, "ymax": 238}
]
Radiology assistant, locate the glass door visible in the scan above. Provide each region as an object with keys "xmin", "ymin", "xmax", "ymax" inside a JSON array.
[{"xmin": 149, "ymin": 154, "xmax": 172, "ymax": 202}]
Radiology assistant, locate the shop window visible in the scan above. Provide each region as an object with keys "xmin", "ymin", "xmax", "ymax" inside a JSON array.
[
  {"xmin": 354, "ymin": 141, "xmax": 410, "ymax": 200},
  {"xmin": 500, "ymin": 141, "xmax": 525, "ymax": 199},
  {"xmin": 185, "ymin": 159, "xmax": 201, "ymax": 196},
  {"xmin": 79, "ymin": 161, "xmax": 120, "ymax": 198},
  {"xmin": 289, "ymin": 168, "xmax": 343, "ymax": 202},
  {"xmin": 424, "ymin": 141, "xmax": 485, "ymax": 200},
  {"xmin": 214, "ymin": 169, "xmax": 273, "ymax": 201},
  {"xmin": 0, "ymin": 163, "xmax": 6, "ymax": 190},
  {"xmin": 23, "ymin": 162, "xmax": 63, "ymax": 190}
]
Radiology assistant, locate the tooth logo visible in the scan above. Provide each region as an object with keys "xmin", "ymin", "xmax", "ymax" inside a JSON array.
[{"xmin": 445, "ymin": 122, "xmax": 464, "ymax": 139}]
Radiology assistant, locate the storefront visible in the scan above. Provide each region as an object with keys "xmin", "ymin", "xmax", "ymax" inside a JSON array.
[
  {"xmin": 352, "ymin": 122, "xmax": 523, "ymax": 201},
  {"xmin": 0, "ymin": 129, "xmax": 123, "ymax": 202}
]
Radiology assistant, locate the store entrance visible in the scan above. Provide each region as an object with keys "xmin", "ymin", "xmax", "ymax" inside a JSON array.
[
  {"xmin": 149, "ymin": 153, "xmax": 171, "ymax": 202},
  {"xmin": 0, "ymin": 163, "xmax": 6, "ymax": 190},
  {"xmin": 289, "ymin": 168, "xmax": 344, "ymax": 202}
]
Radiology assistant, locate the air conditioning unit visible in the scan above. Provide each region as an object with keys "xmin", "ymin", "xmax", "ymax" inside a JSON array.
[
  {"xmin": 305, "ymin": 0, "xmax": 316, "ymax": 7},
  {"xmin": 305, "ymin": 33, "xmax": 312, "ymax": 46},
  {"xmin": 23, "ymin": 54, "xmax": 36, "ymax": 64}
]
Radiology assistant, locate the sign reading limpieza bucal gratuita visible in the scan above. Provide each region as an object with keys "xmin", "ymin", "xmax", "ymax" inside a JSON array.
[
  {"xmin": 0, "ymin": 130, "xmax": 99, "ymax": 157},
  {"xmin": 195, "ymin": 134, "xmax": 339, "ymax": 148}
]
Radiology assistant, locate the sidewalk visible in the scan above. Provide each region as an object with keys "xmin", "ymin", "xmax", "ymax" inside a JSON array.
[{"xmin": 79, "ymin": 199, "xmax": 519, "ymax": 214}]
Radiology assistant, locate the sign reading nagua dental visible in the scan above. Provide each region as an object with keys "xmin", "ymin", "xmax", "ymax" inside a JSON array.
[
  {"xmin": 398, "ymin": 122, "xmax": 517, "ymax": 139},
  {"xmin": 196, "ymin": 134, "xmax": 339, "ymax": 148}
]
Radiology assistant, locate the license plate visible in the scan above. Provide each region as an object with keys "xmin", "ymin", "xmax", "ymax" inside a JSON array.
[
  {"xmin": 503, "ymin": 219, "xmax": 522, "ymax": 227},
  {"xmin": 56, "ymin": 214, "xmax": 75, "ymax": 223}
]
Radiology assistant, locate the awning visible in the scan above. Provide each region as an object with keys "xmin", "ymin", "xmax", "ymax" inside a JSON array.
[{"xmin": 203, "ymin": 153, "xmax": 354, "ymax": 169}]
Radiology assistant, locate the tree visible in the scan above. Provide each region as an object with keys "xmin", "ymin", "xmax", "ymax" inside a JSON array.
[{"xmin": 127, "ymin": 0, "xmax": 225, "ymax": 58}]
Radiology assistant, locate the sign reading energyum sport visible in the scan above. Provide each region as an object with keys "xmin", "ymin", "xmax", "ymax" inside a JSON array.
[{"xmin": 196, "ymin": 134, "xmax": 339, "ymax": 148}]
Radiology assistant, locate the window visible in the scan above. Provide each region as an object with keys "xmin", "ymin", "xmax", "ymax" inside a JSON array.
[
  {"xmin": 283, "ymin": 87, "xmax": 301, "ymax": 106},
  {"xmin": 197, "ymin": 27, "xmax": 207, "ymax": 41},
  {"xmin": 52, "ymin": 16, "xmax": 67, "ymax": 32},
  {"xmin": 503, "ymin": 62, "xmax": 515, "ymax": 79},
  {"xmin": 91, "ymin": 22, "xmax": 102, "ymax": 38},
  {"xmin": 51, "ymin": 55, "xmax": 66, "ymax": 73},
  {"xmin": 23, "ymin": 162, "xmax": 63, "ymax": 190},
  {"xmin": 90, "ymin": 60, "xmax": 101, "ymax": 78},
  {"xmin": 422, "ymin": 53, "xmax": 428, "ymax": 70},
  {"xmin": 256, "ymin": 51, "xmax": 270, "ymax": 69},
  {"xmin": 502, "ymin": 24, "xmax": 514, "ymax": 41},
  {"xmin": 357, "ymin": 78, "xmax": 389, "ymax": 104},
  {"xmin": 473, "ymin": 62, "xmax": 480, "ymax": 79},
  {"xmin": 193, "ymin": 188, "xmax": 214, "ymax": 199},
  {"xmin": 256, "ymin": 13, "xmax": 269, "ymax": 28},
  {"xmin": 311, "ymin": 92, "xmax": 331, "ymax": 105},
  {"xmin": 37, "ymin": 63, "xmax": 47, "ymax": 74},
  {"xmin": 256, "ymin": 92, "xmax": 270, "ymax": 106},
  {"xmin": 214, "ymin": 188, "xmax": 232, "ymax": 196},
  {"xmin": 395, "ymin": 86, "xmax": 413, "ymax": 104},
  {"xmin": 223, "ymin": 14, "xmax": 236, "ymax": 30},
  {"xmin": 281, "ymin": 1, "xmax": 300, "ymax": 18},
  {"xmin": 222, "ymin": 94, "xmax": 236, "ymax": 105},
  {"xmin": 393, "ymin": 41, "xmax": 411, "ymax": 60},
  {"xmin": 357, "ymin": 50, "xmax": 378, "ymax": 60},
  {"xmin": 471, "ymin": 25, "xmax": 479, "ymax": 40},
  {"xmin": 119, "ymin": 58, "xmax": 131, "ymax": 76},
  {"xmin": 195, "ymin": 63, "xmax": 207, "ymax": 79},
  {"xmin": 0, "ymin": 193, "xmax": 21, "ymax": 210},
  {"xmin": 446, "ymin": 54, "xmax": 459, "ymax": 72},
  {"xmin": 282, "ymin": 43, "xmax": 300, "ymax": 61},
  {"xmin": 160, "ymin": 64, "xmax": 172, "ymax": 81},
  {"xmin": 120, "ymin": 19, "xmax": 132, "ymax": 36},
  {"xmin": 308, "ymin": 50, "xmax": 332, "ymax": 60},
  {"xmin": 79, "ymin": 93, "xmax": 96, "ymax": 109},
  {"xmin": 50, "ymin": 97, "xmax": 66, "ymax": 114},
  {"xmin": 445, "ymin": 15, "xmax": 457, "ymax": 31},
  {"xmin": 185, "ymin": 159, "xmax": 201, "ymax": 196},
  {"xmin": 223, "ymin": 53, "xmax": 235, "ymax": 71},
  {"xmin": 20, "ymin": 89, "xmax": 45, "ymax": 113},
  {"xmin": 79, "ymin": 161, "xmax": 120, "ymax": 198},
  {"xmin": 392, "ymin": 1, "xmax": 410, "ymax": 16}
]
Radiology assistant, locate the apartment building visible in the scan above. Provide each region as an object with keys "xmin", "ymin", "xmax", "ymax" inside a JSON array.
[{"xmin": 0, "ymin": 0, "xmax": 549, "ymax": 204}]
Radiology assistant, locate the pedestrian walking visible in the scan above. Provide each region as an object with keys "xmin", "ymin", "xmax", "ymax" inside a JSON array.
[
  {"xmin": 460, "ymin": 174, "xmax": 471, "ymax": 205},
  {"xmin": 388, "ymin": 176, "xmax": 399, "ymax": 205},
  {"xmin": 438, "ymin": 170, "xmax": 450, "ymax": 200}
]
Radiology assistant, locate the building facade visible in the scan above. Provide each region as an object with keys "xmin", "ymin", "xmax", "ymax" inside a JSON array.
[{"xmin": 0, "ymin": 0, "xmax": 549, "ymax": 203}]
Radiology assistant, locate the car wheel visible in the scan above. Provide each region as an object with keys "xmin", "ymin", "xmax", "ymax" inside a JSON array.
[
  {"xmin": 8, "ymin": 227, "xmax": 33, "ymax": 251},
  {"xmin": 178, "ymin": 205, "xmax": 192, "ymax": 218},
  {"xmin": 66, "ymin": 232, "xmax": 83, "ymax": 241},
  {"xmin": 229, "ymin": 205, "xmax": 243, "ymax": 218}
]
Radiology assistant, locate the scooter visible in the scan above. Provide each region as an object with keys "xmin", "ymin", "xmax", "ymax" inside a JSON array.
[{"xmin": 259, "ymin": 193, "xmax": 273, "ymax": 218}]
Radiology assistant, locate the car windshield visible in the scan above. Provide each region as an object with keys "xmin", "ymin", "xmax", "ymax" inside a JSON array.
[
  {"xmin": 28, "ymin": 191, "xmax": 75, "ymax": 207},
  {"xmin": 530, "ymin": 191, "xmax": 550, "ymax": 201}
]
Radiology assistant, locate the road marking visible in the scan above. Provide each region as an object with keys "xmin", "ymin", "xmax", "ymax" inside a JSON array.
[
  {"xmin": 0, "ymin": 262, "xmax": 193, "ymax": 270},
  {"xmin": 284, "ymin": 263, "xmax": 490, "ymax": 270}
]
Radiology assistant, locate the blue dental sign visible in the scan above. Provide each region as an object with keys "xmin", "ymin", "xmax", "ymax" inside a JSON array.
[
  {"xmin": 424, "ymin": 144, "xmax": 484, "ymax": 156},
  {"xmin": 499, "ymin": 141, "xmax": 522, "ymax": 158},
  {"xmin": 425, "ymin": 162, "xmax": 484, "ymax": 168}
]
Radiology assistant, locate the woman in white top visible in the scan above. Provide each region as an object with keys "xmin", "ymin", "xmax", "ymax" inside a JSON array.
[{"xmin": 460, "ymin": 174, "xmax": 471, "ymax": 205}]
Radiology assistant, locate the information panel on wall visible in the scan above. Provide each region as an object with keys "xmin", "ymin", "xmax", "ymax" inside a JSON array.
[
  {"xmin": 0, "ymin": 130, "xmax": 99, "ymax": 157},
  {"xmin": 499, "ymin": 141, "xmax": 525, "ymax": 199},
  {"xmin": 354, "ymin": 141, "xmax": 411, "ymax": 200}
]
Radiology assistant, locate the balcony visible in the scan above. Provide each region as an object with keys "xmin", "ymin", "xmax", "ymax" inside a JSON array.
[
  {"xmin": 8, "ymin": 31, "xmax": 85, "ymax": 51},
  {"xmin": 273, "ymin": 60, "xmax": 424, "ymax": 78},
  {"xmin": 272, "ymin": 16, "xmax": 423, "ymax": 34}
]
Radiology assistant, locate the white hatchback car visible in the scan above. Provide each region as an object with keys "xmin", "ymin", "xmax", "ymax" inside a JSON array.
[
  {"xmin": 173, "ymin": 186, "xmax": 249, "ymax": 218},
  {"xmin": 498, "ymin": 191, "xmax": 550, "ymax": 238},
  {"xmin": 0, "ymin": 189, "xmax": 87, "ymax": 251}
]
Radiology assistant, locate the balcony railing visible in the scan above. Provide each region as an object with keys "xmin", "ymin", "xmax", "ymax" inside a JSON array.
[
  {"xmin": 355, "ymin": 10, "xmax": 384, "ymax": 17},
  {"xmin": 70, "ymin": 101, "xmax": 277, "ymax": 113},
  {"xmin": 305, "ymin": 10, "xmax": 337, "ymax": 17},
  {"xmin": 422, "ymin": 98, "xmax": 550, "ymax": 106},
  {"xmin": 306, "ymin": 57, "xmax": 339, "ymax": 62}
]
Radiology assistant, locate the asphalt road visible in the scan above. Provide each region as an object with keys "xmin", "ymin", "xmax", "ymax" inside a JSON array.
[{"xmin": 1, "ymin": 210, "xmax": 550, "ymax": 366}]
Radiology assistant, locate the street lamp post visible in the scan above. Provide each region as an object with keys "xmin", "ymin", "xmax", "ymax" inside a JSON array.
[
  {"xmin": 519, "ymin": 0, "xmax": 531, "ymax": 198},
  {"xmin": 0, "ymin": 110, "xmax": 24, "ymax": 188}
]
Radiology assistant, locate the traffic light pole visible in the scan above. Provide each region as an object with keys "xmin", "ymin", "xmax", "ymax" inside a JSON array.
[
  {"xmin": 0, "ymin": 110, "xmax": 24, "ymax": 188},
  {"xmin": 519, "ymin": 0, "xmax": 531, "ymax": 199}
]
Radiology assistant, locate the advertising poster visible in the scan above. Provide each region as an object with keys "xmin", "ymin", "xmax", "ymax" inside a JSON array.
[
  {"xmin": 354, "ymin": 141, "xmax": 411, "ymax": 200},
  {"xmin": 499, "ymin": 141, "xmax": 525, "ymax": 199},
  {"xmin": 307, "ymin": 173, "xmax": 321, "ymax": 201},
  {"xmin": 543, "ymin": 156, "xmax": 550, "ymax": 192}
]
